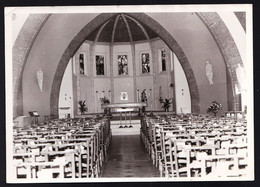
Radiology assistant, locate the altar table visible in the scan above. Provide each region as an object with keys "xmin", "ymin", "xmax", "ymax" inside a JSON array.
[{"xmin": 101, "ymin": 102, "xmax": 147, "ymax": 117}]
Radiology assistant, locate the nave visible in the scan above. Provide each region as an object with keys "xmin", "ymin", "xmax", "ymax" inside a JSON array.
[{"xmin": 12, "ymin": 112, "xmax": 249, "ymax": 180}]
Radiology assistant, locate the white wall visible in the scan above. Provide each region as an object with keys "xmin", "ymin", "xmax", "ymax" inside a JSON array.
[
  {"xmin": 173, "ymin": 52, "xmax": 191, "ymax": 113},
  {"xmin": 12, "ymin": 13, "xmax": 29, "ymax": 45},
  {"xmin": 58, "ymin": 60, "xmax": 74, "ymax": 118}
]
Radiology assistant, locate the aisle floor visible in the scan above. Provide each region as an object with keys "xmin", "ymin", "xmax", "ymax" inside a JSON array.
[{"xmin": 101, "ymin": 134, "xmax": 160, "ymax": 178}]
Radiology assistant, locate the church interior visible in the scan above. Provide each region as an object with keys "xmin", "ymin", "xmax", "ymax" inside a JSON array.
[{"xmin": 7, "ymin": 7, "xmax": 253, "ymax": 182}]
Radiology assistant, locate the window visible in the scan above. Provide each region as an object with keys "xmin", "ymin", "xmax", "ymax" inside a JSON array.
[
  {"xmin": 118, "ymin": 55, "xmax": 128, "ymax": 75},
  {"xmin": 96, "ymin": 55, "xmax": 105, "ymax": 75},
  {"xmin": 141, "ymin": 53, "xmax": 150, "ymax": 74},
  {"xmin": 79, "ymin": 54, "xmax": 85, "ymax": 74},
  {"xmin": 161, "ymin": 49, "xmax": 166, "ymax": 71}
]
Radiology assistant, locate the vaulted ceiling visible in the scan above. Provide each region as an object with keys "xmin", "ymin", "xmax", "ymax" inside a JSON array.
[{"xmin": 85, "ymin": 13, "xmax": 159, "ymax": 43}]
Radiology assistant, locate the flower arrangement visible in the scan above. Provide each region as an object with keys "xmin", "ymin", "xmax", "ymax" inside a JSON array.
[
  {"xmin": 159, "ymin": 97, "xmax": 172, "ymax": 112},
  {"xmin": 100, "ymin": 96, "xmax": 110, "ymax": 104},
  {"xmin": 78, "ymin": 100, "xmax": 87, "ymax": 115},
  {"xmin": 207, "ymin": 100, "xmax": 222, "ymax": 117}
]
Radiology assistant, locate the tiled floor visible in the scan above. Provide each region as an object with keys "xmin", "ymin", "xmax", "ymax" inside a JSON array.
[{"xmin": 101, "ymin": 134, "xmax": 160, "ymax": 178}]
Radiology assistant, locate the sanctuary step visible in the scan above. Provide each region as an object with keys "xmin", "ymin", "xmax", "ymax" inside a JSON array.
[{"xmin": 111, "ymin": 120, "xmax": 141, "ymax": 136}]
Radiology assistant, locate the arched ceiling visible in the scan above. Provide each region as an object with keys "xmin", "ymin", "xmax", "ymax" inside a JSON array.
[{"xmin": 85, "ymin": 13, "xmax": 158, "ymax": 43}]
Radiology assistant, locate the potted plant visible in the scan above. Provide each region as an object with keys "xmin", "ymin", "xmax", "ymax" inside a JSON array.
[
  {"xmin": 160, "ymin": 98, "xmax": 172, "ymax": 112},
  {"xmin": 100, "ymin": 96, "xmax": 110, "ymax": 114},
  {"xmin": 78, "ymin": 100, "xmax": 88, "ymax": 115},
  {"xmin": 207, "ymin": 100, "xmax": 222, "ymax": 117}
]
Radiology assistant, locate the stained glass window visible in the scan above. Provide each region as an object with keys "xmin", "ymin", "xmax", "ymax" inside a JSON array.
[
  {"xmin": 96, "ymin": 55, "xmax": 105, "ymax": 75},
  {"xmin": 118, "ymin": 55, "xmax": 128, "ymax": 75},
  {"xmin": 141, "ymin": 53, "xmax": 150, "ymax": 73},
  {"xmin": 161, "ymin": 49, "xmax": 166, "ymax": 71},
  {"xmin": 79, "ymin": 54, "xmax": 85, "ymax": 74}
]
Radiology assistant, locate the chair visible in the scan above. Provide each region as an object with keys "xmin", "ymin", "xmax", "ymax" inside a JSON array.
[{"xmin": 152, "ymin": 125, "xmax": 163, "ymax": 168}]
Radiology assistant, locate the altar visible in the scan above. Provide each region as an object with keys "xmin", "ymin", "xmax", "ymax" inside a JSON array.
[{"xmin": 101, "ymin": 102, "xmax": 147, "ymax": 117}]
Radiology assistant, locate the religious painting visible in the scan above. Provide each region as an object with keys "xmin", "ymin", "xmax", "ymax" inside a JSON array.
[
  {"xmin": 161, "ymin": 49, "xmax": 166, "ymax": 71},
  {"xmin": 96, "ymin": 55, "xmax": 105, "ymax": 75},
  {"xmin": 120, "ymin": 92, "xmax": 128, "ymax": 101},
  {"xmin": 141, "ymin": 53, "xmax": 150, "ymax": 73},
  {"xmin": 118, "ymin": 55, "xmax": 128, "ymax": 75},
  {"xmin": 79, "ymin": 54, "xmax": 85, "ymax": 74}
]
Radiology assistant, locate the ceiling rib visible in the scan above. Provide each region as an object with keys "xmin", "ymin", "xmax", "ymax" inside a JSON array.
[
  {"xmin": 111, "ymin": 15, "xmax": 120, "ymax": 43},
  {"xmin": 121, "ymin": 14, "xmax": 133, "ymax": 43},
  {"xmin": 94, "ymin": 19, "xmax": 110, "ymax": 43},
  {"xmin": 124, "ymin": 14, "xmax": 150, "ymax": 41}
]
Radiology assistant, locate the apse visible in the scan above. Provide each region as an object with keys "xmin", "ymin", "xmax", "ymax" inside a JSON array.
[{"xmin": 58, "ymin": 13, "xmax": 191, "ymax": 118}]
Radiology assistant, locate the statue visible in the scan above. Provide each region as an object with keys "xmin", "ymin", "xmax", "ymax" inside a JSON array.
[
  {"xmin": 141, "ymin": 89, "xmax": 147, "ymax": 102},
  {"xmin": 206, "ymin": 61, "xmax": 213, "ymax": 85},
  {"xmin": 37, "ymin": 68, "xmax": 43, "ymax": 92}
]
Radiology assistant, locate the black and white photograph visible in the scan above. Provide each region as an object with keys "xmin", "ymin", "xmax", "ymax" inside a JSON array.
[{"xmin": 5, "ymin": 4, "xmax": 254, "ymax": 183}]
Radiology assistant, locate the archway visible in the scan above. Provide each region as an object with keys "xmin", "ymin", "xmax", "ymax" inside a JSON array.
[
  {"xmin": 50, "ymin": 13, "xmax": 200, "ymax": 119},
  {"xmin": 197, "ymin": 12, "xmax": 244, "ymax": 111},
  {"xmin": 12, "ymin": 12, "xmax": 244, "ymax": 119},
  {"xmin": 12, "ymin": 14, "xmax": 51, "ymax": 118}
]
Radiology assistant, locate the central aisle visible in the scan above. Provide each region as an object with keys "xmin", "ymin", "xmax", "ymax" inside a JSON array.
[{"xmin": 101, "ymin": 134, "xmax": 160, "ymax": 178}]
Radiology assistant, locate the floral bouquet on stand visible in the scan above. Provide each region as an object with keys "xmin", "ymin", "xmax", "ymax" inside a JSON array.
[
  {"xmin": 159, "ymin": 97, "xmax": 172, "ymax": 112},
  {"xmin": 100, "ymin": 96, "xmax": 110, "ymax": 104},
  {"xmin": 207, "ymin": 100, "xmax": 222, "ymax": 117}
]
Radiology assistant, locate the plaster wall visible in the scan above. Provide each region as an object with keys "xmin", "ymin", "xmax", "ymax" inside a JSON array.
[
  {"xmin": 173, "ymin": 53, "xmax": 191, "ymax": 113},
  {"xmin": 58, "ymin": 61, "xmax": 74, "ymax": 118},
  {"xmin": 22, "ymin": 13, "xmax": 99, "ymax": 122},
  {"xmin": 147, "ymin": 13, "xmax": 228, "ymax": 115},
  {"xmin": 12, "ymin": 13, "xmax": 29, "ymax": 45},
  {"xmin": 113, "ymin": 78, "xmax": 134, "ymax": 104}
]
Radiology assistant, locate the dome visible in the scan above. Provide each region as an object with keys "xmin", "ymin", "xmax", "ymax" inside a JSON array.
[{"xmin": 85, "ymin": 13, "xmax": 159, "ymax": 43}]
